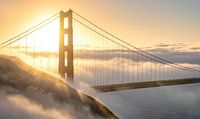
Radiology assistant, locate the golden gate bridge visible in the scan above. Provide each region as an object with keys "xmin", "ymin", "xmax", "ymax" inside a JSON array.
[{"xmin": 1, "ymin": 9, "xmax": 200, "ymax": 92}]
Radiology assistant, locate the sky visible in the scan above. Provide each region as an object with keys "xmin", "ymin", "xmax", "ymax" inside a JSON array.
[{"xmin": 0, "ymin": 0, "xmax": 200, "ymax": 48}]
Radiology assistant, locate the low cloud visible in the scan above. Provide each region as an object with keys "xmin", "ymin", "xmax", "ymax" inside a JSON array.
[
  {"xmin": 154, "ymin": 43, "xmax": 187, "ymax": 49},
  {"xmin": 0, "ymin": 91, "xmax": 73, "ymax": 119},
  {"xmin": 190, "ymin": 47, "xmax": 200, "ymax": 51},
  {"xmin": 8, "ymin": 41, "xmax": 200, "ymax": 66}
]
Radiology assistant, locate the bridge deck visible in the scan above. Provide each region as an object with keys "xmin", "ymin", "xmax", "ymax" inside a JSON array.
[{"xmin": 93, "ymin": 78, "xmax": 200, "ymax": 92}]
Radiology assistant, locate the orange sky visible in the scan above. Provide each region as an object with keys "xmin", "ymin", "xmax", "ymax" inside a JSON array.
[{"xmin": 0, "ymin": 0, "xmax": 200, "ymax": 48}]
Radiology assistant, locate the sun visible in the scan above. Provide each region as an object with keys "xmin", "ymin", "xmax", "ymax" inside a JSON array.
[
  {"xmin": 27, "ymin": 19, "xmax": 60, "ymax": 52},
  {"xmin": 21, "ymin": 17, "xmax": 104, "ymax": 52}
]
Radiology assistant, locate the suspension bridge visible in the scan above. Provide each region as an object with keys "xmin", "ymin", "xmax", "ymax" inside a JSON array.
[{"xmin": 1, "ymin": 9, "xmax": 200, "ymax": 92}]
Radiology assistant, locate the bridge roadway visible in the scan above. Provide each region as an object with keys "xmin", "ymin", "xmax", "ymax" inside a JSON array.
[{"xmin": 93, "ymin": 78, "xmax": 200, "ymax": 92}]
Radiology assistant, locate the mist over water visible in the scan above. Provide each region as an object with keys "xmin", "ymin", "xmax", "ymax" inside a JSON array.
[{"xmin": 96, "ymin": 83, "xmax": 200, "ymax": 119}]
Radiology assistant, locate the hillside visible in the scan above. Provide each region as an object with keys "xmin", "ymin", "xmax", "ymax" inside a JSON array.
[{"xmin": 0, "ymin": 55, "xmax": 118, "ymax": 119}]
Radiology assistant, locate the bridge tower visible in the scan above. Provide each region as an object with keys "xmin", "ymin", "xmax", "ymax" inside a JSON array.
[{"xmin": 59, "ymin": 9, "xmax": 74, "ymax": 80}]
